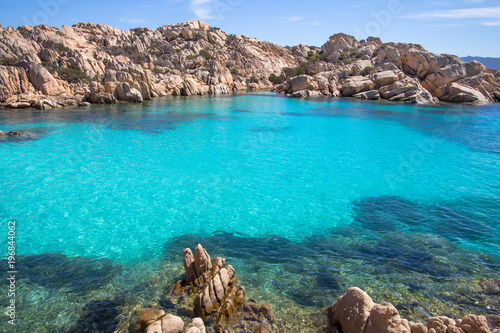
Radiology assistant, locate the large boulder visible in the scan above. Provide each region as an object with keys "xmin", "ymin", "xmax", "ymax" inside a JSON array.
[
  {"xmin": 326, "ymin": 287, "xmax": 375, "ymax": 333},
  {"xmin": 0, "ymin": 65, "xmax": 33, "ymax": 102},
  {"xmin": 27, "ymin": 63, "xmax": 66, "ymax": 96},
  {"xmin": 422, "ymin": 62, "xmax": 481, "ymax": 94},
  {"xmin": 365, "ymin": 302, "xmax": 409, "ymax": 333},
  {"xmin": 371, "ymin": 70, "xmax": 399, "ymax": 88},
  {"xmin": 341, "ymin": 76, "xmax": 375, "ymax": 97},
  {"xmin": 459, "ymin": 314, "xmax": 490, "ymax": 333},
  {"xmin": 434, "ymin": 82, "xmax": 490, "ymax": 104},
  {"xmin": 115, "ymin": 82, "xmax": 143, "ymax": 102}
]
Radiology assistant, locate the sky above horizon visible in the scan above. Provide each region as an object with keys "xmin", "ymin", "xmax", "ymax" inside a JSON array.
[{"xmin": 0, "ymin": 0, "xmax": 499, "ymax": 57}]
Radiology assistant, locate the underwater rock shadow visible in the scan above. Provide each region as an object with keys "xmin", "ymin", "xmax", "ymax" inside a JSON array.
[
  {"xmin": 66, "ymin": 296, "xmax": 129, "ymax": 333},
  {"xmin": 0, "ymin": 252, "xmax": 122, "ymax": 293},
  {"xmin": 0, "ymin": 127, "xmax": 53, "ymax": 143}
]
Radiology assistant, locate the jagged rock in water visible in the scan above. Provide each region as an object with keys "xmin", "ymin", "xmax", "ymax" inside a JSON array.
[{"xmin": 167, "ymin": 244, "xmax": 275, "ymax": 332}]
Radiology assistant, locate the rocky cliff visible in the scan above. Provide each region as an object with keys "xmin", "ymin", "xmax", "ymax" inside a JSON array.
[{"xmin": 0, "ymin": 21, "xmax": 498, "ymax": 109}]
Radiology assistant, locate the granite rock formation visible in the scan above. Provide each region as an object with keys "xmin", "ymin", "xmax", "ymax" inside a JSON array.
[
  {"xmin": 325, "ymin": 287, "xmax": 499, "ymax": 333},
  {"xmin": 162, "ymin": 244, "xmax": 274, "ymax": 333},
  {"xmin": 0, "ymin": 22, "xmax": 498, "ymax": 108}
]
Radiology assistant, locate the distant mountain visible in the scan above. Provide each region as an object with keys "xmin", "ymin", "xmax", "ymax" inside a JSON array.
[{"xmin": 461, "ymin": 56, "xmax": 500, "ymax": 71}]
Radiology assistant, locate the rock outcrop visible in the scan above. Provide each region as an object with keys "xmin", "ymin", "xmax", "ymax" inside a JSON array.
[
  {"xmin": 0, "ymin": 21, "xmax": 498, "ymax": 107},
  {"xmin": 325, "ymin": 287, "xmax": 499, "ymax": 333},
  {"xmin": 280, "ymin": 34, "xmax": 498, "ymax": 105},
  {"xmin": 0, "ymin": 20, "xmax": 299, "ymax": 108},
  {"xmin": 165, "ymin": 244, "xmax": 275, "ymax": 333}
]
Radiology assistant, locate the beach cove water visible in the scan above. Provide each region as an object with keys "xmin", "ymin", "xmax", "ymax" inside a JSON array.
[{"xmin": 0, "ymin": 93, "xmax": 499, "ymax": 332}]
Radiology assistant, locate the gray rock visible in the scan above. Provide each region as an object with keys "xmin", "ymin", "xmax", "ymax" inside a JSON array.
[
  {"xmin": 161, "ymin": 314, "xmax": 184, "ymax": 333},
  {"xmin": 353, "ymin": 90, "xmax": 380, "ymax": 100},
  {"xmin": 342, "ymin": 76, "xmax": 375, "ymax": 97},
  {"xmin": 6, "ymin": 102, "xmax": 31, "ymax": 108},
  {"xmin": 187, "ymin": 318, "xmax": 206, "ymax": 333},
  {"xmin": 115, "ymin": 82, "xmax": 142, "ymax": 102},
  {"xmin": 371, "ymin": 70, "xmax": 399, "ymax": 87},
  {"xmin": 289, "ymin": 75, "xmax": 311, "ymax": 93}
]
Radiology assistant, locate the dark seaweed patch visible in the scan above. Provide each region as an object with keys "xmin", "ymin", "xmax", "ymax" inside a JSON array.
[{"xmin": 0, "ymin": 252, "xmax": 121, "ymax": 292}]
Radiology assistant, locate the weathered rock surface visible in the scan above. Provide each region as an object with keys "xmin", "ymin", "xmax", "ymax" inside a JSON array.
[
  {"xmin": 326, "ymin": 287, "xmax": 375, "ymax": 333},
  {"xmin": 1, "ymin": 22, "xmax": 497, "ymax": 108},
  {"xmin": 325, "ymin": 288, "xmax": 498, "ymax": 333},
  {"xmin": 166, "ymin": 244, "xmax": 275, "ymax": 332}
]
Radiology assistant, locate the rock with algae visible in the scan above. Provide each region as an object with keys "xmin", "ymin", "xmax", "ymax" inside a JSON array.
[{"xmin": 140, "ymin": 244, "xmax": 275, "ymax": 333}]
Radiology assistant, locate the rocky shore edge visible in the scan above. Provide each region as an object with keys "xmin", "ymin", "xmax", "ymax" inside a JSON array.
[
  {"xmin": 0, "ymin": 21, "xmax": 499, "ymax": 110},
  {"xmin": 130, "ymin": 244, "xmax": 499, "ymax": 333}
]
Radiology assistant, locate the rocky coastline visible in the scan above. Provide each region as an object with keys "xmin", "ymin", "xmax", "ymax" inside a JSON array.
[
  {"xmin": 0, "ymin": 21, "xmax": 499, "ymax": 110},
  {"xmin": 130, "ymin": 244, "xmax": 499, "ymax": 333}
]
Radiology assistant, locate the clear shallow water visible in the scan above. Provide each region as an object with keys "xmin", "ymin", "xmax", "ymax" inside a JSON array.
[{"xmin": 1, "ymin": 93, "xmax": 499, "ymax": 332}]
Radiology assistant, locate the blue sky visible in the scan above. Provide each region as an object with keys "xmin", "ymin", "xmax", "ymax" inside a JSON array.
[{"xmin": 0, "ymin": 0, "xmax": 499, "ymax": 57}]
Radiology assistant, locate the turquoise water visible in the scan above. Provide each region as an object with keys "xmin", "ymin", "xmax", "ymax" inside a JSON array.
[{"xmin": 1, "ymin": 93, "xmax": 499, "ymax": 332}]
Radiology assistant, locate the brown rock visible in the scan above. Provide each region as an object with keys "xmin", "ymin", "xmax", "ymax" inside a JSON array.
[
  {"xmin": 144, "ymin": 319, "xmax": 162, "ymax": 333},
  {"xmin": 326, "ymin": 287, "xmax": 375, "ymax": 333},
  {"xmin": 401, "ymin": 319, "xmax": 411, "ymax": 332},
  {"xmin": 115, "ymin": 82, "xmax": 143, "ymax": 102},
  {"xmin": 353, "ymin": 90, "xmax": 380, "ymax": 100},
  {"xmin": 261, "ymin": 304, "xmax": 272, "ymax": 320},
  {"xmin": 187, "ymin": 317, "xmax": 206, "ymax": 333},
  {"xmin": 184, "ymin": 248, "xmax": 197, "ymax": 284},
  {"xmin": 342, "ymin": 76, "xmax": 375, "ymax": 97},
  {"xmin": 186, "ymin": 328, "xmax": 201, "ymax": 333},
  {"xmin": 372, "ymin": 71, "xmax": 399, "ymax": 87},
  {"xmin": 410, "ymin": 322, "xmax": 428, "ymax": 333},
  {"xmin": 161, "ymin": 314, "xmax": 184, "ymax": 333},
  {"xmin": 365, "ymin": 302, "xmax": 409, "ymax": 333},
  {"xmin": 459, "ymin": 314, "xmax": 490, "ymax": 333},
  {"xmin": 137, "ymin": 308, "xmax": 166, "ymax": 331},
  {"xmin": 213, "ymin": 273, "xmax": 225, "ymax": 302},
  {"xmin": 219, "ymin": 268, "xmax": 230, "ymax": 292},
  {"xmin": 28, "ymin": 63, "xmax": 66, "ymax": 96},
  {"xmin": 427, "ymin": 317, "xmax": 456, "ymax": 333},
  {"xmin": 194, "ymin": 244, "xmax": 212, "ymax": 278}
]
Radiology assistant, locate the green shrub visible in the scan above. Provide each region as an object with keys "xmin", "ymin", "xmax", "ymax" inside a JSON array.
[
  {"xmin": 246, "ymin": 76, "xmax": 259, "ymax": 84},
  {"xmin": 338, "ymin": 70, "xmax": 350, "ymax": 79},
  {"xmin": 186, "ymin": 55, "xmax": 197, "ymax": 60},
  {"xmin": 1, "ymin": 57, "xmax": 19, "ymax": 66},
  {"xmin": 230, "ymin": 68, "xmax": 241, "ymax": 76},
  {"xmin": 199, "ymin": 49, "xmax": 214, "ymax": 60},
  {"xmin": 192, "ymin": 32, "xmax": 204, "ymax": 41},
  {"xmin": 226, "ymin": 34, "xmax": 237, "ymax": 45},
  {"xmin": 268, "ymin": 73, "xmax": 286, "ymax": 85},
  {"xmin": 57, "ymin": 67, "xmax": 91, "ymax": 83},
  {"xmin": 360, "ymin": 66, "xmax": 375, "ymax": 76},
  {"xmin": 53, "ymin": 43, "xmax": 70, "ymax": 54}
]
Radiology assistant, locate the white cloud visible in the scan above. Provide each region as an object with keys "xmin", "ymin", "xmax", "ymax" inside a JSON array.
[
  {"xmin": 119, "ymin": 17, "xmax": 147, "ymax": 24},
  {"xmin": 310, "ymin": 21, "xmax": 321, "ymax": 26},
  {"xmin": 189, "ymin": 0, "xmax": 216, "ymax": 20},
  {"xmin": 409, "ymin": 6, "xmax": 500, "ymax": 19},
  {"xmin": 483, "ymin": 20, "xmax": 500, "ymax": 26},
  {"xmin": 281, "ymin": 16, "xmax": 303, "ymax": 23}
]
